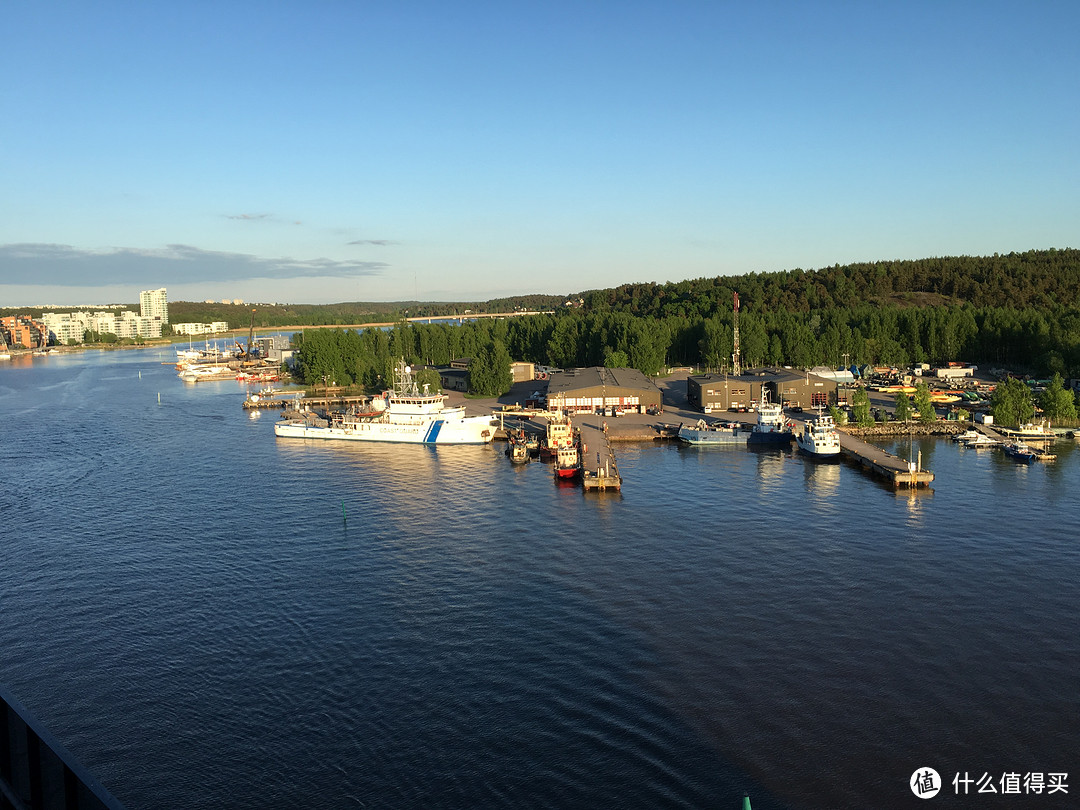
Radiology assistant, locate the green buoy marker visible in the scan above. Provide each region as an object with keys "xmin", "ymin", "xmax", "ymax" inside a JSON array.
[
  {"xmin": 742, "ymin": 793, "xmax": 752, "ymax": 810},
  {"xmin": 342, "ymin": 499, "xmax": 347, "ymax": 524}
]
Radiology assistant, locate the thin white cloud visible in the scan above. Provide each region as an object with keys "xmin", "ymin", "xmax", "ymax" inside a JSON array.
[{"xmin": 0, "ymin": 243, "xmax": 388, "ymax": 285}]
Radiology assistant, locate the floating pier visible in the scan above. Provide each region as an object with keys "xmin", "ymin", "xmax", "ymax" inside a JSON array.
[
  {"xmin": 579, "ymin": 423, "xmax": 622, "ymax": 491},
  {"xmin": 837, "ymin": 430, "xmax": 934, "ymax": 488}
]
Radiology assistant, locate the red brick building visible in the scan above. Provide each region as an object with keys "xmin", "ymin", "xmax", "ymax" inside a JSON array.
[{"xmin": 0, "ymin": 316, "xmax": 47, "ymax": 349}]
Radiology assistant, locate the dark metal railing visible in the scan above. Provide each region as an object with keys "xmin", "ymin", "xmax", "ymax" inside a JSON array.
[{"xmin": 0, "ymin": 684, "xmax": 125, "ymax": 810}]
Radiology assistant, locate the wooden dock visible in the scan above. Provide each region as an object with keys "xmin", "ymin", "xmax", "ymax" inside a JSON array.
[
  {"xmin": 837, "ymin": 430, "xmax": 935, "ymax": 488},
  {"xmin": 578, "ymin": 424, "xmax": 622, "ymax": 491}
]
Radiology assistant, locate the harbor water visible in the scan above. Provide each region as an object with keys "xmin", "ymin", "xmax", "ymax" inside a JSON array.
[{"xmin": 1, "ymin": 347, "xmax": 1078, "ymax": 808}]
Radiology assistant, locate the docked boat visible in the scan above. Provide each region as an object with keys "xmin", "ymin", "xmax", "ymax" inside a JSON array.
[
  {"xmin": 795, "ymin": 410, "xmax": 842, "ymax": 457},
  {"xmin": 1001, "ymin": 441, "xmax": 1037, "ymax": 463},
  {"xmin": 178, "ymin": 363, "xmax": 236, "ymax": 382},
  {"xmin": 929, "ymin": 391, "xmax": 962, "ymax": 403},
  {"xmin": 274, "ymin": 361, "xmax": 497, "ymax": 444},
  {"xmin": 176, "ymin": 343, "xmax": 234, "ymax": 367},
  {"xmin": 505, "ymin": 428, "xmax": 532, "ymax": 463},
  {"xmin": 952, "ymin": 429, "xmax": 980, "ymax": 443},
  {"xmin": 540, "ymin": 412, "xmax": 575, "ymax": 460},
  {"xmin": 746, "ymin": 392, "xmax": 793, "ymax": 446},
  {"xmin": 998, "ymin": 422, "xmax": 1056, "ymax": 442},
  {"xmin": 961, "ymin": 433, "xmax": 999, "ymax": 448},
  {"xmin": 554, "ymin": 442, "xmax": 582, "ymax": 479},
  {"xmin": 678, "ymin": 419, "xmax": 745, "ymax": 444}
]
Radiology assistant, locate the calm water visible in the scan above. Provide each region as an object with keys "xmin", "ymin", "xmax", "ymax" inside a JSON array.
[{"xmin": 2, "ymin": 348, "xmax": 1078, "ymax": 809}]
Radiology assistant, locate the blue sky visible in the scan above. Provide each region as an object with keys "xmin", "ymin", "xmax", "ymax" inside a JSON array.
[{"xmin": 2, "ymin": 1, "xmax": 1077, "ymax": 306}]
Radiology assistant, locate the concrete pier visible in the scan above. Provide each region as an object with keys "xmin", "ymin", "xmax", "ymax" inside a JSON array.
[
  {"xmin": 836, "ymin": 429, "xmax": 935, "ymax": 487},
  {"xmin": 578, "ymin": 424, "xmax": 622, "ymax": 491}
]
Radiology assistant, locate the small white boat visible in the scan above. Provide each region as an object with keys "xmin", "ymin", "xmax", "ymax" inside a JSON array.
[{"xmin": 795, "ymin": 410, "xmax": 841, "ymax": 457}]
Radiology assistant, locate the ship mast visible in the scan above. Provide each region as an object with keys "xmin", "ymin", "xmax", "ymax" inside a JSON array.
[{"xmin": 731, "ymin": 291, "xmax": 741, "ymax": 377}]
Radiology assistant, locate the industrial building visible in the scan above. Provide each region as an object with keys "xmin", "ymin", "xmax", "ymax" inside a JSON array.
[
  {"xmin": 437, "ymin": 359, "xmax": 535, "ymax": 392},
  {"xmin": 545, "ymin": 367, "xmax": 663, "ymax": 413},
  {"xmin": 687, "ymin": 368, "xmax": 846, "ymax": 413}
]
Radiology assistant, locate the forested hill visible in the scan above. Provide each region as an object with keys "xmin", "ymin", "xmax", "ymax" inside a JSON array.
[
  {"xmin": 580, "ymin": 249, "xmax": 1080, "ymax": 319},
  {"xmin": 162, "ymin": 294, "xmax": 568, "ymax": 329}
]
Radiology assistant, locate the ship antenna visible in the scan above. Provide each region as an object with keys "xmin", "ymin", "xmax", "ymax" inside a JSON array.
[{"xmin": 732, "ymin": 291, "xmax": 741, "ymax": 377}]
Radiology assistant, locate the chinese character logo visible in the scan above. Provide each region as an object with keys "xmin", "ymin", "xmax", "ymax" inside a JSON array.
[{"xmin": 911, "ymin": 767, "xmax": 941, "ymax": 799}]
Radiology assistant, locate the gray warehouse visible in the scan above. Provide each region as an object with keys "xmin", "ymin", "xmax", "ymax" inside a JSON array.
[
  {"xmin": 546, "ymin": 367, "xmax": 663, "ymax": 413},
  {"xmin": 687, "ymin": 368, "xmax": 845, "ymax": 413}
]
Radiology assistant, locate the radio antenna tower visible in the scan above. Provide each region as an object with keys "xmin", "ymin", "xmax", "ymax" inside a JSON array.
[{"xmin": 731, "ymin": 291, "xmax": 741, "ymax": 376}]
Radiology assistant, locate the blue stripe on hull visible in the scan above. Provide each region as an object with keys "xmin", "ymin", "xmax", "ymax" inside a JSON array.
[{"xmin": 424, "ymin": 420, "xmax": 444, "ymax": 444}]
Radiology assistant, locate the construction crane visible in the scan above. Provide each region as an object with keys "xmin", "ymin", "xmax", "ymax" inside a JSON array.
[{"xmin": 235, "ymin": 308, "xmax": 258, "ymax": 362}]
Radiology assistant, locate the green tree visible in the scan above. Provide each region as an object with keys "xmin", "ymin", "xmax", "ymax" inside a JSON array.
[
  {"xmin": 1039, "ymin": 373, "xmax": 1077, "ymax": 422},
  {"xmin": 913, "ymin": 382, "xmax": 937, "ymax": 424},
  {"xmin": 413, "ymin": 367, "xmax": 443, "ymax": 395},
  {"xmin": 991, "ymin": 377, "xmax": 1035, "ymax": 426},
  {"xmin": 468, "ymin": 339, "xmax": 513, "ymax": 397},
  {"xmin": 698, "ymin": 317, "xmax": 730, "ymax": 369},
  {"xmin": 894, "ymin": 391, "xmax": 913, "ymax": 422},
  {"xmin": 546, "ymin": 316, "xmax": 581, "ymax": 368},
  {"xmin": 603, "ymin": 347, "xmax": 629, "ymax": 367},
  {"xmin": 851, "ymin": 386, "xmax": 873, "ymax": 426}
]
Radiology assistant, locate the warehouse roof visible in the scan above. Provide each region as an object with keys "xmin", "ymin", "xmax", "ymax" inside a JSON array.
[{"xmin": 547, "ymin": 366, "xmax": 661, "ymax": 395}]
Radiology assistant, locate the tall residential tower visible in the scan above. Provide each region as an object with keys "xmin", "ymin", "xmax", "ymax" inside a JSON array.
[{"xmin": 139, "ymin": 288, "xmax": 169, "ymax": 324}]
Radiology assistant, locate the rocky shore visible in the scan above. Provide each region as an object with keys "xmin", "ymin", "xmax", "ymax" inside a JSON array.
[{"xmin": 841, "ymin": 422, "xmax": 968, "ymax": 438}]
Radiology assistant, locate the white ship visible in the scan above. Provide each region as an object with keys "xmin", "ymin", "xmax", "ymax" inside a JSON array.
[
  {"xmin": 795, "ymin": 410, "xmax": 842, "ymax": 457},
  {"xmin": 274, "ymin": 361, "xmax": 497, "ymax": 445}
]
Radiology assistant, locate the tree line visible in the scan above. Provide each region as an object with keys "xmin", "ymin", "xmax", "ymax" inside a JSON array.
[{"xmin": 281, "ymin": 248, "xmax": 1080, "ymax": 397}]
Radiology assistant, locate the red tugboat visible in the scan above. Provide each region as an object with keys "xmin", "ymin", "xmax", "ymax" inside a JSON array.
[
  {"xmin": 554, "ymin": 440, "xmax": 582, "ymax": 479},
  {"xmin": 540, "ymin": 411, "xmax": 575, "ymax": 461},
  {"xmin": 542, "ymin": 411, "xmax": 582, "ymax": 479}
]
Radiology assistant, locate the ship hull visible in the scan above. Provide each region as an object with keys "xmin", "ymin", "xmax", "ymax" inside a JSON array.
[
  {"xmin": 746, "ymin": 430, "xmax": 793, "ymax": 445},
  {"xmin": 274, "ymin": 416, "xmax": 496, "ymax": 444},
  {"xmin": 677, "ymin": 425, "xmax": 745, "ymax": 444},
  {"xmin": 795, "ymin": 437, "xmax": 841, "ymax": 457}
]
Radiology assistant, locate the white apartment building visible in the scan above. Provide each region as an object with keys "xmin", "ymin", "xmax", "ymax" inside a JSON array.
[
  {"xmin": 173, "ymin": 321, "xmax": 230, "ymax": 336},
  {"xmin": 41, "ymin": 312, "xmax": 87, "ymax": 344},
  {"xmin": 42, "ymin": 310, "xmax": 163, "ymax": 342},
  {"xmin": 139, "ymin": 288, "xmax": 169, "ymax": 323}
]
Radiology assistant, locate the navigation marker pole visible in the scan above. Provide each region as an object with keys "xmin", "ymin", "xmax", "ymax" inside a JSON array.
[{"xmin": 342, "ymin": 500, "xmax": 347, "ymax": 524}]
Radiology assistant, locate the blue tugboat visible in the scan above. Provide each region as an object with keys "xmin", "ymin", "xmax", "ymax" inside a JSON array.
[{"xmin": 1002, "ymin": 441, "xmax": 1037, "ymax": 463}]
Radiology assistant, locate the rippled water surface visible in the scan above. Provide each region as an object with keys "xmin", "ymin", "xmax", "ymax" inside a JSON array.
[{"xmin": 2, "ymin": 348, "xmax": 1078, "ymax": 809}]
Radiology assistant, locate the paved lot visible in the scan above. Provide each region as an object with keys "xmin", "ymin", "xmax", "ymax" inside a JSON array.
[{"xmin": 450, "ymin": 370, "xmax": 724, "ymax": 440}]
